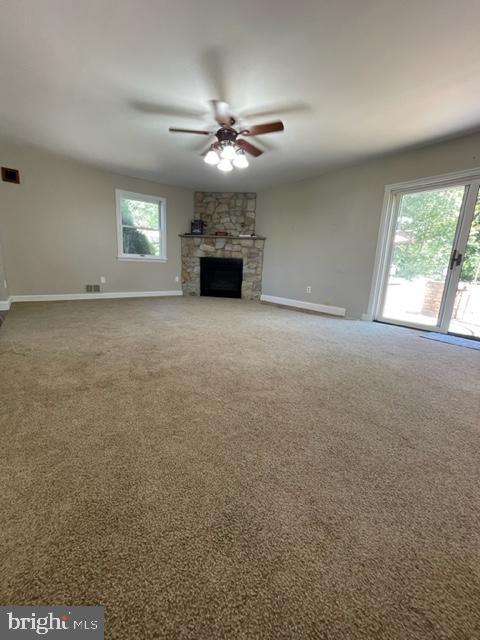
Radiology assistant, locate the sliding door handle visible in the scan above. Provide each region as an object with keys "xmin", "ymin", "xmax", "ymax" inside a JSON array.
[{"xmin": 449, "ymin": 249, "xmax": 463, "ymax": 270}]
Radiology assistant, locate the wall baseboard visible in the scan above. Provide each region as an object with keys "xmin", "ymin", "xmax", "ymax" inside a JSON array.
[
  {"xmin": 361, "ymin": 313, "xmax": 373, "ymax": 321},
  {"xmin": 0, "ymin": 299, "xmax": 10, "ymax": 311},
  {"xmin": 8, "ymin": 290, "xmax": 183, "ymax": 304},
  {"xmin": 260, "ymin": 294, "xmax": 346, "ymax": 317}
]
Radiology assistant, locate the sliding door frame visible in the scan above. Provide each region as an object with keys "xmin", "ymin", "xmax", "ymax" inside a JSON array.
[
  {"xmin": 366, "ymin": 167, "xmax": 480, "ymax": 332},
  {"xmin": 439, "ymin": 180, "xmax": 480, "ymax": 333}
]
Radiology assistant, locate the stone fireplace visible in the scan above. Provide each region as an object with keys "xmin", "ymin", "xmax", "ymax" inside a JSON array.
[{"xmin": 180, "ymin": 192, "xmax": 265, "ymax": 300}]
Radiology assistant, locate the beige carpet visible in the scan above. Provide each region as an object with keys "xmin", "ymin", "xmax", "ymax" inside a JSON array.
[{"xmin": 1, "ymin": 297, "xmax": 479, "ymax": 639}]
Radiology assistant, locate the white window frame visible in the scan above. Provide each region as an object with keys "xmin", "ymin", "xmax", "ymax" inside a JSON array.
[
  {"xmin": 366, "ymin": 166, "xmax": 480, "ymax": 326},
  {"xmin": 115, "ymin": 189, "xmax": 167, "ymax": 262}
]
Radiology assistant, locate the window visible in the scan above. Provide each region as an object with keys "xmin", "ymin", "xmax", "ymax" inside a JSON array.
[{"xmin": 115, "ymin": 190, "xmax": 166, "ymax": 261}]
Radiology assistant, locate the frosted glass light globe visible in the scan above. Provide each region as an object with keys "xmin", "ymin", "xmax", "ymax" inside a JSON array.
[
  {"xmin": 233, "ymin": 153, "xmax": 249, "ymax": 169},
  {"xmin": 217, "ymin": 158, "xmax": 233, "ymax": 172},
  {"xmin": 221, "ymin": 144, "xmax": 237, "ymax": 160},
  {"xmin": 204, "ymin": 149, "xmax": 220, "ymax": 165}
]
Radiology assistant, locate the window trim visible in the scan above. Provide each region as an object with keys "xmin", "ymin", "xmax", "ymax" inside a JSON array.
[{"xmin": 115, "ymin": 189, "xmax": 167, "ymax": 262}]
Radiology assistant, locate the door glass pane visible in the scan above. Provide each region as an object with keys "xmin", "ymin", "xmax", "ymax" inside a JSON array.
[
  {"xmin": 449, "ymin": 192, "xmax": 480, "ymax": 338},
  {"xmin": 381, "ymin": 186, "xmax": 465, "ymax": 326}
]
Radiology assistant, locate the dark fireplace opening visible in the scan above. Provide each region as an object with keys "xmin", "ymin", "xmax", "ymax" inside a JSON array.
[{"xmin": 200, "ymin": 257, "xmax": 243, "ymax": 298}]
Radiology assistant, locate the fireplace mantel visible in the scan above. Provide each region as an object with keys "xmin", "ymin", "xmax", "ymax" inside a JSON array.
[{"xmin": 180, "ymin": 234, "xmax": 266, "ymax": 240}]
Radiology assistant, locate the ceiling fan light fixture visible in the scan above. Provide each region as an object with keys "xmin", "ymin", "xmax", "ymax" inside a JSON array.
[
  {"xmin": 217, "ymin": 158, "xmax": 233, "ymax": 172},
  {"xmin": 204, "ymin": 149, "xmax": 220, "ymax": 165},
  {"xmin": 220, "ymin": 144, "xmax": 237, "ymax": 160},
  {"xmin": 233, "ymin": 151, "xmax": 249, "ymax": 169},
  {"xmin": 170, "ymin": 103, "xmax": 283, "ymax": 170}
]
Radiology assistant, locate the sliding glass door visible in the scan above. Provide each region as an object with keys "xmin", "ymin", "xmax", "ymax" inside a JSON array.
[
  {"xmin": 375, "ymin": 176, "xmax": 480, "ymax": 337},
  {"xmin": 449, "ymin": 194, "xmax": 480, "ymax": 338}
]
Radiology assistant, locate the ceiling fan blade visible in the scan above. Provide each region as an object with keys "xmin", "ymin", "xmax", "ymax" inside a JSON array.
[
  {"xmin": 132, "ymin": 100, "xmax": 208, "ymax": 119},
  {"xmin": 236, "ymin": 139, "xmax": 263, "ymax": 157},
  {"xmin": 211, "ymin": 100, "xmax": 234, "ymax": 127},
  {"xmin": 239, "ymin": 101, "xmax": 309, "ymax": 120},
  {"xmin": 240, "ymin": 121, "xmax": 284, "ymax": 136},
  {"xmin": 169, "ymin": 127, "xmax": 211, "ymax": 135}
]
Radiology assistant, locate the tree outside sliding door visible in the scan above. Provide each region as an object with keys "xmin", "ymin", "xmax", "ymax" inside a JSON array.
[
  {"xmin": 373, "ymin": 171, "xmax": 480, "ymax": 337},
  {"xmin": 379, "ymin": 185, "xmax": 466, "ymax": 328}
]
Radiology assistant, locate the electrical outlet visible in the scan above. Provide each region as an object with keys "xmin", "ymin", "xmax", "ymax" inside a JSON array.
[
  {"xmin": 3, "ymin": 279, "xmax": 7, "ymax": 290},
  {"xmin": 100, "ymin": 276, "xmax": 106, "ymax": 284},
  {"xmin": 306, "ymin": 286, "xmax": 312, "ymax": 294},
  {"xmin": 175, "ymin": 276, "xmax": 179, "ymax": 282}
]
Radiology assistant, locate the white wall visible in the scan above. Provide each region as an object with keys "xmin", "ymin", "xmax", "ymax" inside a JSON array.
[
  {"xmin": 257, "ymin": 131, "xmax": 480, "ymax": 318},
  {"xmin": 0, "ymin": 141, "xmax": 193, "ymax": 297},
  {"xmin": 0, "ymin": 237, "xmax": 8, "ymax": 303}
]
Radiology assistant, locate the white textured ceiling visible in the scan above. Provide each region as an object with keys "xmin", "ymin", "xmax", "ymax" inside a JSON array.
[{"xmin": 1, "ymin": 0, "xmax": 480, "ymax": 190}]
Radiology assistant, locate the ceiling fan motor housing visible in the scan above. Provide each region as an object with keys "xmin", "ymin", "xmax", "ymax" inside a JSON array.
[{"xmin": 216, "ymin": 127, "xmax": 238, "ymax": 143}]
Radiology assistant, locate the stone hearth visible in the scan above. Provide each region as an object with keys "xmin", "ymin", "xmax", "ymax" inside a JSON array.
[{"xmin": 180, "ymin": 192, "xmax": 265, "ymax": 300}]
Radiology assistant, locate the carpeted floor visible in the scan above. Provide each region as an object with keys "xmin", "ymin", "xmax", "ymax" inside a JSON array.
[{"xmin": 1, "ymin": 297, "xmax": 479, "ymax": 639}]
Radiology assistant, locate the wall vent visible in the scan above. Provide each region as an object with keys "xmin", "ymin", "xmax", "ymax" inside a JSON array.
[
  {"xmin": 85, "ymin": 284, "xmax": 101, "ymax": 292},
  {"xmin": 1, "ymin": 167, "xmax": 20, "ymax": 184}
]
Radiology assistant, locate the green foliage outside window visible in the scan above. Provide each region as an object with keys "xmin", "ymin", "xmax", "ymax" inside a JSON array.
[
  {"xmin": 461, "ymin": 206, "xmax": 480, "ymax": 282},
  {"xmin": 120, "ymin": 198, "xmax": 160, "ymax": 256},
  {"xmin": 391, "ymin": 189, "xmax": 480, "ymax": 282},
  {"xmin": 122, "ymin": 226, "xmax": 153, "ymax": 255}
]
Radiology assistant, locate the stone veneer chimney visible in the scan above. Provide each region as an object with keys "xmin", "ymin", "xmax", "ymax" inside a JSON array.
[
  {"xmin": 194, "ymin": 192, "xmax": 256, "ymax": 235},
  {"xmin": 180, "ymin": 192, "xmax": 265, "ymax": 300}
]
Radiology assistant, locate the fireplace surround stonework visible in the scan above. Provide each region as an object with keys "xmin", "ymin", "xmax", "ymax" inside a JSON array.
[
  {"xmin": 180, "ymin": 192, "xmax": 265, "ymax": 300},
  {"xmin": 194, "ymin": 191, "xmax": 256, "ymax": 235}
]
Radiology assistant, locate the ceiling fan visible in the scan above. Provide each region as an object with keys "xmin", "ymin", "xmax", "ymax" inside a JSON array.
[{"xmin": 169, "ymin": 100, "xmax": 284, "ymax": 172}]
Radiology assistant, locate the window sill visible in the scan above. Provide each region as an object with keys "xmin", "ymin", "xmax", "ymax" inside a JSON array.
[{"xmin": 117, "ymin": 256, "xmax": 167, "ymax": 263}]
